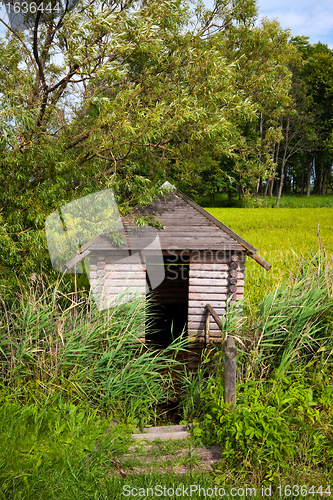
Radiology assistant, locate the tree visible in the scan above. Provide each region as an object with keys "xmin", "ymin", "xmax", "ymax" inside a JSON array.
[
  {"xmin": 216, "ymin": 17, "xmax": 296, "ymax": 199},
  {"xmin": 0, "ymin": 0, "xmax": 258, "ymax": 291},
  {"xmin": 276, "ymin": 36, "xmax": 333, "ymax": 199}
]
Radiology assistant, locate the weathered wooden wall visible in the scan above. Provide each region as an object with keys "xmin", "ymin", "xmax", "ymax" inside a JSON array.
[
  {"xmin": 89, "ymin": 251, "xmax": 146, "ymax": 311},
  {"xmin": 188, "ymin": 251, "xmax": 245, "ymax": 342}
]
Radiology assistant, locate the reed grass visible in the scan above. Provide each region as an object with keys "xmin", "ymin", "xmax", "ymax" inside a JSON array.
[
  {"xmin": 0, "ymin": 276, "xmax": 187, "ymax": 422},
  {"xmin": 242, "ymin": 251, "xmax": 333, "ymax": 380}
]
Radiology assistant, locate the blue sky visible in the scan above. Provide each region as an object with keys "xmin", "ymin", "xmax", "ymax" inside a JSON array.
[
  {"xmin": 257, "ymin": 0, "xmax": 333, "ymax": 47},
  {"xmin": 205, "ymin": 0, "xmax": 333, "ymax": 47},
  {"xmin": 1, "ymin": 0, "xmax": 333, "ymax": 47}
]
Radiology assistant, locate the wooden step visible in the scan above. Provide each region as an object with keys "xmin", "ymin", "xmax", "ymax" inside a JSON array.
[{"xmin": 132, "ymin": 424, "xmax": 192, "ymax": 441}]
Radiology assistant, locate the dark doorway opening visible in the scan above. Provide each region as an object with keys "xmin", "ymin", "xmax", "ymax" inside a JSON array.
[{"xmin": 146, "ymin": 254, "xmax": 189, "ymax": 347}]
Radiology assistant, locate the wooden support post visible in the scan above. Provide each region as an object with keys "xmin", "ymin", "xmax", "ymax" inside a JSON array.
[
  {"xmin": 224, "ymin": 336, "xmax": 237, "ymax": 405},
  {"xmin": 205, "ymin": 308, "xmax": 210, "ymax": 345}
]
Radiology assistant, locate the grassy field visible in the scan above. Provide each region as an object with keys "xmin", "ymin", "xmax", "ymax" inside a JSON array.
[
  {"xmin": 205, "ymin": 207, "xmax": 333, "ymax": 302},
  {"xmin": 199, "ymin": 192, "xmax": 333, "ymax": 208}
]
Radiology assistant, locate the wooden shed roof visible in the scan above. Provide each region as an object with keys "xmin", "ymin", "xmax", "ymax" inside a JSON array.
[
  {"xmin": 132, "ymin": 190, "xmax": 253, "ymax": 252},
  {"xmin": 65, "ymin": 187, "xmax": 271, "ymax": 270}
]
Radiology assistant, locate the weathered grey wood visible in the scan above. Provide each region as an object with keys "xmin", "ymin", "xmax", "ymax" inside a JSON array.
[
  {"xmin": 230, "ymin": 261, "xmax": 238, "ymax": 270},
  {"xmin": 205, "ymin": 310, "xmax": 210, "ymax": 345},
  {"xmin": 188, "ymin": 321, "xmax": 220, "ymax": 331},
  {"xmin": 231, "ymin": 254, "xmax": 239, "ymax": 262},
  {"xmin": 250, "ymin": 253, "xmax": 272, "ymax": 271},
  {"xmin": 189, "ymin": 315, "xmax": 225, "ymax": 324},
  {"xmin": 189, "ymin": 270, "xmax": 228, "ymax": 278},
  {"xmin": 132, "ymin": 431, "xmax": 190, "ymax": 441},
  {"xmin": 224, "ymin": 336, "xmax": 237, "ymax": 405},
  {"xmin": 190, "ymin": 300, "xmax": 226, "ymax": 308},
  {"xmin": 104, "ymin": 264, "xmax": 146, "ymax": 271},
  {"xmin": 190, "ymin": 263, "xmax": 229, "ymax": 270},
  {"xmin": 189, "ymin": 293, "xmax": 228, "ymax": 300},
  {"xmin": 188, "ymin": 330, "xmax": 223, "ymax": 338},
  {"xmin": 189, "ymin": 286, "xmax": 228, "ymax": 293},
  {"xmin": 102, "ymin": 269, "xmax": 146, "ymax": 277},
  {"xmin": 206, "ymin": 304, "xmax": 223, "ymax": 330},
  {"xmin": 168, "ymin": 190, "xmax": 258, "ymax": 253},
  {"xmin": 229, "ymin": 270, "xmax": 238, "ymax": 278},
  {"xmin": 159, "ymin": 237, "xmax": 244, "ymax": 247},
  {"xmin": 137, "ymin": 425, "xmax": 190, "ymax": 434},
  {"xmin": 189, "ymin": 278, "xmax": 228, "ymax": 286},
  {"xmin": 229, "ymin": 284, "xmax": 237, "ymax": 293},
  {"xmin": 188, "ymin": 307, "xmax": 226, "ymax": 316},
  {"xmin": 158, "ymin": 227, "xmax": 223, "ymax": 233},
  {"xmin": 103, "ymin": 279, "xmax": 146, "ymax": 287}
]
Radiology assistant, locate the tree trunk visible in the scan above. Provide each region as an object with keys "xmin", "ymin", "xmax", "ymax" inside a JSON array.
[
  {"xmin": 276, "ymin": 118, "xmax": 290, "ymax": 208},
  {"xmin": 322, "ymin": 162, "xmax": 331, "ymax": 195},
  {"xmin": 276, "ymin": 157, "xmax": 286, "ymax": 207},
  {"xmin": 306, "ymin": 154, "xmax": 312, "ymax": 197},
  {"xmin": 269, "ymin": 141, "xmax": 280, "ymax": 199},
  {"xmin": 301, "ymin": 165, "xmax": 305, "ymax": 195}
]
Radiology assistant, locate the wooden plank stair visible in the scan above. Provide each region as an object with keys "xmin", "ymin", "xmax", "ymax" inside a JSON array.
[{"xmin": 113, "ymin": 424, "xmax": 222, "ymax": 475}]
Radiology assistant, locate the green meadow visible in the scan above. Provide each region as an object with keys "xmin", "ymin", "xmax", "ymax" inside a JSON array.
[{"xmin": 205, "ymin": 207, "xmax": 333, "ymax": 302}]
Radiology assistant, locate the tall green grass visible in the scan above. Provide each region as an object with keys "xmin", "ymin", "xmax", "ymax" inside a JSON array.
[
  {"xmin": 0, "ymin": 277, "xmax": 187, "ymax": 422},
  {"xmin": 243, "ymin": 252, "xmax": 333, "ymax": 380}
]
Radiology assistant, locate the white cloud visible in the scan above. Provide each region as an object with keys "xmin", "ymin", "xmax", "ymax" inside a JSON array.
[
  {"xmin": 204, "ymin": 0, "xmax": 333, "ymax": 47},
  {"xmin": 258, "ymin": 0, "xmax": 333, "ymax": 46}
]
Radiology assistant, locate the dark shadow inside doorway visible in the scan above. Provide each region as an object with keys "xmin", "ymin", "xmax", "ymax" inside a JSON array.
[{"xmin": 146, "ymin": 254, "xmax": 189, "ymax": 347}]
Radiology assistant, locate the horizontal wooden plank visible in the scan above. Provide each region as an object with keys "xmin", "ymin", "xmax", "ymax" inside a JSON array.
[
  {"xmin": 157, "ymin": 219, "xmax": 214, "ymax": 225},
  {"xmin": 157, "ymin": 226, "xmax": 224, "ymax": 232},
  {"xmin": 102, "ymin": 279, "xmax": 146, "ymax": 287},
  {"xmin": 190, "ymin": 263, "xmax": 229, "ymax": 269},
  {"xmin": 189, "ymin": 314, "xmax": 225, "ymax": 323},
  {"xmin": 189, "ymin": 300, "xmax": 226, "ymax": 308},
  {"xmin": 96, "ymin": 272, "xmax": 146, "ymax": 279},
  {"xmin": 189, "ymin": 293, "xmax": 228, "ymax": 301},
  {"xmin": 92, "ymin": 287, "xmax": 147, "ymax": 294},
  {"xmin": 187, "ymin": 333, "xmax": 222, "ymax": 340},
  {"xmin": 158, "ymin": 236, "xmax": 242, "ymax": 245},
  {"xmin": 104, "ymin": 263, "xmax": 145, "ymax": 271},
  {"xmin": 190, "ymin": 253, "xmax": 245, "ymax": 262},
  {"xmin": 189, "ymin": 307, "xmax": 226, "ymax": 315},
  {"xmin": 189, "ymin": 314, "xmax": 224, "ymax": 324},
  {"xmin": 188, "ymin": 322, "xmax": 220, "ymax": 331},
  {"xmin": 189, "ymin": 286, "xmax": 228, "ymax": 293},
  {"xmin": 190, "ymin": 261, "xmax": 245, "ymax": 269},
  {"xmin": 189, "ymin": 278, "xmax": 228, "ymax": 286},
  {"xmin": 189, "ymin": 270, "xmax": 228, "ymax": 279}
]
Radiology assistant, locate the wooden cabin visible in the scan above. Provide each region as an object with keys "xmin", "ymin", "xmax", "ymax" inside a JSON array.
[{"xmin": 65, "ymin": 186, "xmax": 270, "ymax": 345}]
